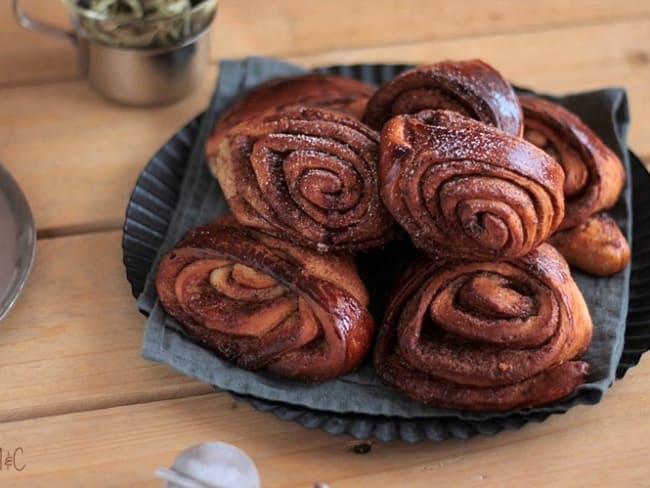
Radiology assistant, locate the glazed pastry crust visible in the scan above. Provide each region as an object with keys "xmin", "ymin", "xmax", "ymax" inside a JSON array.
[
  {"xmin": 374, "ymin": 244, "xmax": 592, "ymax": 411},
  {"xmin": 520, "ymin": 94, "xmax": 625, "ymax": 230},
  {"xmin": 206, "ymin": 73, "xmax": 375, "ymax": 156},
  {"xmin": 363, "ymin": 59, "xmax": 523, "ymax": 135},
  {"xmin": 211, "ymin": 106, "xmax": 395, "ymax": 252},
  {"xmin": 155, "ymin": 216, "xmax": 375, "ymax": 382},
  {"xmin": 549, "ymin": 213, "xmax": 631, "ymax": 276},
  {"xmin": 379, "ymin": 110, "xmax": 565, "ymax": 260}
]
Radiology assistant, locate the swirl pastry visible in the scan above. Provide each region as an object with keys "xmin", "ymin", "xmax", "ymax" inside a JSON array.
[
  {"xmin": 363, "ymin": 59, "xmax": 523, "ymax": 135},
  {"xmin": 379, "ymin": 110, "xmax": 565, "ymax": 260},
  {"xmin": 374, "ymin": 243, "xmax": 592, "ymax": 411},
  {"xmin": 206, "ymin": 73, "xmax": 375, "ymax": 155},
  {"xmin": 155, "ymin": 217, "xmax": 375, "ymax": 382},
  {"xmin": 549, "ymin": 213, "xmax": 630, "ymax": 276},
  {"xmin": 210, "ymin": 106, "xmax": 395, "ymax": 252},
  {"xmin": 520, "ymin": 94, "xmax": 625, "ymax": 229}
]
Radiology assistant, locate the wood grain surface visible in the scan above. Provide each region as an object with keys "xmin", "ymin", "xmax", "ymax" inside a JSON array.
[
  {"xmin": 0, "ymin": 231, "xmax": 213, "ymax": 423},
  {"xmin": 1, "ymin": 1, "xmax": 649, "ymax": 486},
  {"xmin": 5, "ymin": 0, "xmax": 650, "ymax": 86},
  {"xmin": 0, "ymin": 356, "xmax": 648, "ymax": 487}
]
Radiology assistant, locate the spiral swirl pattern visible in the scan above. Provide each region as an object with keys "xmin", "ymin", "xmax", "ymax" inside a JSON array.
[
  {"xmin": 374, "ymin": 244, "xmax": 593, "ymax": 411},
  {"xmin": 210, "ymin": 106, "xmax": 395, "ymax": 252},
  {"xmin": 520, "ymin": 94, "xmax": 625, "ymax": 230},
  {"xmin": 155, "ymin": 218, "xmax": 375, "ymax": 382},
  {"xmin": 379, "ymin": 110, "xmax": 565, "ymax": 260},
  {"xmin": 363, "ymin": 59, "xmax": 523, "ymax": 135}
]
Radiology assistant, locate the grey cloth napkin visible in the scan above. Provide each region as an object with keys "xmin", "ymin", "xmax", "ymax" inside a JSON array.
[{"xmin": 139, "ymin": 57, "xmax": 631, "ymax": 420}]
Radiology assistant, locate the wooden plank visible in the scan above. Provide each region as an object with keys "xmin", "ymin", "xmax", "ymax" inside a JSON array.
[
  {"xmin": 212, "ymin": 0, "xmax": 650, "ymax": 59},
  {"xmin": 0, "ymin": 67, "xmax": 217, "ymax": 236},
  {"xmin": 4, "ymin": 0, "xmax": 650, "ymax": 86},
  {"xmin": 1, "ymin": 20, "xmax": 648, "ymax": 234},
  {"xmin": 0, "ymin": 357, "xmax": 648, "ymax": 487},
  {"xmin": 0, "ymin": 0, "xmax": 78, "ymax": 86},
  {"xmin": 0, "ymin": 230, "xmax": 213, "ymax": 423}
]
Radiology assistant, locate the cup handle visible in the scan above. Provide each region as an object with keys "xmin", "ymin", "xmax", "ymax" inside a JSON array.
[{"xmin": 12, "ymin": 0, "xmax": 77, "ymax": 45}]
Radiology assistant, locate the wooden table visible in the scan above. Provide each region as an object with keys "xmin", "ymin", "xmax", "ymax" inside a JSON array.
[{"xmin": 1, "ymin": 1, "xmax": 649, "ymax": 486}]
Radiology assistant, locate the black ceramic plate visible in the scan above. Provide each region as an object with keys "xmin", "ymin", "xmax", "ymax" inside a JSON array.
[{"xmin": 122, "ymin": 64, "xmax": 650, "ymax": 442}]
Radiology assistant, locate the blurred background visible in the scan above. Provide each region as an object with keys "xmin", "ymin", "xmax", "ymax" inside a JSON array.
[{"xmin": 4, "ymin": 0, "xmax": 648, "ymax": 143}]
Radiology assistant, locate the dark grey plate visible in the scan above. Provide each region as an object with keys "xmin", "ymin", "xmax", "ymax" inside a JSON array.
[
  {"xmin": 122, "ymin": 63, "xmax": 650, "ymax": 441},
  {"xmin": 0, "ymin": 163, "xmax": 36, "ymax": 321}
]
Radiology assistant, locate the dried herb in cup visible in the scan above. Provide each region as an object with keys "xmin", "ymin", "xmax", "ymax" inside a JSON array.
[{"xmin": 73, "ymin": 0, "xmax": 215, "ymax": 48}]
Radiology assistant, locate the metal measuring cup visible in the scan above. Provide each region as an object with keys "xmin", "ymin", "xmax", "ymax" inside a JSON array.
[{"xmin": 13, "ymin": 0, "xmax": 217, "ymax": 106}]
